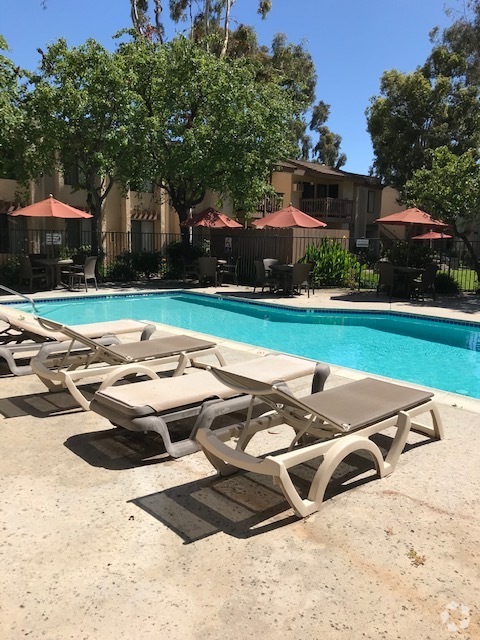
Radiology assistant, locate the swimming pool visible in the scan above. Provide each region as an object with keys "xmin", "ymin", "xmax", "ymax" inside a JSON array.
[{"xmin": 16, "ymin": 292, "xmax": 480, "ymax": 399}]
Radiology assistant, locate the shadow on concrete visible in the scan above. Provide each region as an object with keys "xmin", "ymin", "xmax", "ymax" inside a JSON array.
[
  {"xmin": 64, "ymin": 428, "xmax": 172, "ymax": 470},
  {"xmin": 129, "ymin": 433, "xmax": 427, "ymax": 542},
  {"xmin": 330, "ymin": 290, "xmax": 480, "ymax": 314}
]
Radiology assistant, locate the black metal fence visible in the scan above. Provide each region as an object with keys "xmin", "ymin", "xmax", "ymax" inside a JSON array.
[{"xmin": 1, "ymin": 228, "xmax": 478, "ymax": 292}]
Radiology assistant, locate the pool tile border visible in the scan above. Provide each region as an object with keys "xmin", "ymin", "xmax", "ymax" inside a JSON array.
[{"xmin": 9, "ymin": 289, "xmax": 480, "ymax": 329}]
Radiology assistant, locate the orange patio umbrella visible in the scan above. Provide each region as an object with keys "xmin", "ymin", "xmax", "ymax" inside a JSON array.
[
  {"xmin": 252, "ymin": 204, "xmax": 327, "ymax": 229},
  {"xmin": 411, "ymin": 230, "xmax": 452, "ymax": 240},
  {"xmin": 180, "ymin": 207, "xmax": 242, "ymax": 228},
  {"xmin": 375, "ymin": 207, "xmax": 448, "ymax": 229},
  {"xmin": 8, "ymin": 195, "xmax": 93, "ymax": 219}
]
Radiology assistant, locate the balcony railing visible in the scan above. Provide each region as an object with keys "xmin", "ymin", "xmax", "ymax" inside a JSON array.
[
  {"xmin": 300, "ymin": 197, "xmax": 353, "ymax": 221},
  {"xmin": 255, "ymin": 193, "xmax": 284, "ymax": 216}
]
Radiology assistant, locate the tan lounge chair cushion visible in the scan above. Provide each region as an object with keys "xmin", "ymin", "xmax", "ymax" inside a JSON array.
[
  {"xmin": 0, "ymin": 304, "xmax": 151, "ymax": 341},
  {"xmin": 297, "ymin": 378, "xmax": 434, "ymax": 431},
  {"xmin": 94, "ymin": 354, "xmax": 317, "ymax": 417}
]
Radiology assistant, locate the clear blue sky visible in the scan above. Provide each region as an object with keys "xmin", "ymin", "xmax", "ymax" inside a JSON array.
[{"xmin": 3, "ymin": 0, "xmax": 457, "ymax": 174}]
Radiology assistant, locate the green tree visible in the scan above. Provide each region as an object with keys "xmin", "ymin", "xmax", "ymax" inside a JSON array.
[
  {"xmin": 403, "ymin": 146, "xmax": 480, "ymax": 284},
  {"xmin": 120, "ymin": 36, "xmax": 298, "ymax": 232},
  {"xmin": 130, "ymin": 0, "xmax": 272, "ymax": 52},
  {"xmin": 366, "ymin": 4, "xmax": 480, "ymax": 189},
  {"xmin": 0, "ymin": 36, "xmax": 25, "ymax": 179},
  {"xmin": 366, "ymin": 68, "xmax": 480, "ymax": 188},
  {"xmin": 309, "ymin": 100, "xmax": 346, "ymax": 168},
  {"xmin": 21, "ymin": 39, "xmax": 144, "ymax": 253}
]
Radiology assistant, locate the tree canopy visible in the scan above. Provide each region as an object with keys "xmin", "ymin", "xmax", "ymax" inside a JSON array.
[
  {"xmin": 20, "ymin": 38, "xmax": 145, "ymax": 250},
  {"xmin": 0, "ymin": 36, "xmax": 25, "ymax": 179},
  {"xmin": 403, "ymin": 146, "xmax": 480, "ymax": 280},
  {"xmin": 366, "ymin": 1, "xmax": 480, "ymax": 189},
  {"xmin": 120, "ymin": 36, "xmax": 298, "ymax": 221}
]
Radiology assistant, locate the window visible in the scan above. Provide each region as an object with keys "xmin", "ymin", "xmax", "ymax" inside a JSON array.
[
  {"xmin": 302, "ymin": 183, "xmax": 315, "ymax": 198},
  {"xmin": 316, "ymin": 184, "xmax": 327, "ymax": 198},
  {"xmin": 132, "ymin": 220, "xmax": 154, "ymax": 252},
  {"xmin": 65, "ymin": 219, "xmax": 92, "ymax": 249},
  {"xmin": 328, "ymin": 184, "xmax": 339, "ymax": 199},
  {"xmin": 367, "ymin": 190, "xmax": 375, "ymax": 213},
  {"xmin": 314, "ymin": 184, "xmax": 338, "ymax": 199},
  {"xmin": 64, "ymin": 163, "xmax": 85, "ymax": 186}
]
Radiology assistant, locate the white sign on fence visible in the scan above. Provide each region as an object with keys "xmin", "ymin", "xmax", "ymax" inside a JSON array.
[
  {"xmin": 45, "ymin": 232, "xmax": 63, "ymax": 245},
  {"xmin": 356, "ymin": 238, "xmax": 369, "ymax": 248}
]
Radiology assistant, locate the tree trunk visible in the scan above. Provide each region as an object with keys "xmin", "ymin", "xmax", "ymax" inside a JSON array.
[{"xmin": 86, "ymin": 190, "xmax": 103, "ymax": 257}]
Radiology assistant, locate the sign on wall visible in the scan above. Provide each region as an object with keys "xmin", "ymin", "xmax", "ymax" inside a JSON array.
[{"xmin": 45, "ymin": 232, "xmax": 63, "ymax": 245}]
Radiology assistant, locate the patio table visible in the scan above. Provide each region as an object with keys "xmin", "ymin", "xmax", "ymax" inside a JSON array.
[
  {"xmin": 270, "ymin": 263, "xmax": 293, "ymax": 295},
  {"xmin": 37, "ymin": 258, "xmax": 73, "ymax": 290},
  {"xmin": 393, "ymin": 266, "xmax": 424, "ymax": 298}
]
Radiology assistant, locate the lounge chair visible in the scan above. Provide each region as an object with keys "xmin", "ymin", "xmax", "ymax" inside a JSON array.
[
  {"xmin": 90, "ymin": 354, "xmax": 330, "ymax": 459},
  {"xmin": 196, "ymin": 368, "xmax": 444, "ymax": 518},
  {"xmin": 0, "ymin": 303, "xmax": 156, "ymax": 376},
  {"xmin": 30, "ymin": 316, "xmax": 227, "ymax": 411}
]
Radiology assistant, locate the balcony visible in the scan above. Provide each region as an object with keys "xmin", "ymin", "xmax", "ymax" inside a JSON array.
[
  {"xmin": 300, "ymin": 197, "xmax": 353, "ymax": 222},
  {"xmin": 255, "ymin": 193, "xmax": 284, "ymax": 216}
]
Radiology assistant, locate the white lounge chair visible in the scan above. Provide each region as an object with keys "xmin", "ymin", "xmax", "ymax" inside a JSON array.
[
  {"xmin": 0, "ymin": 303, "xmax": 156, "ymax": 376},
  {"xmin": 30, "ymin": 316, "xmax": 227, "ymax": 411},
  {"xmin": 195, "ymin": 368, "xmax": 444, "ymax": 518},
  {"xmin": 90, "ymin": 354, "xmax": 330, "ymax": 458}
]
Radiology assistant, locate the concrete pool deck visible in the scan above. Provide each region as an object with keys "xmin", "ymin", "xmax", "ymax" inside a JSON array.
[{"xmin": 1, "ymin": 283, "xmax": 479, "ymax": 639}]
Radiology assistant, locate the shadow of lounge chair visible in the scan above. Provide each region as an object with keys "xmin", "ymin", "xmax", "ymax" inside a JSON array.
[
  {"xmin": 29, "ymin": 316, "xmax": 226, "ymax": 410},
  {"xmin": 196, "ymin": 368, "xmax": 444, "ymax": 518},
  {"xmin": 0, "ymin": 304, "xmax": 156, "ymax": 376},
  {"xmin": 90, "ymin": 354, "xmax": 330, "ymax": 459}
]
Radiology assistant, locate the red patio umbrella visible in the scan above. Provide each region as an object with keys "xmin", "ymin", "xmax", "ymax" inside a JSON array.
[
  {"xmin": 411, "ymin": 231, "xmax": 452, "ymax": 240},
  {"xmin": 180, "ymin": 207, "xmax": 242, "ymax": 228},
  {"xmin": 252, "ymin": 205, "xmax": 327, "ymax": 229},
  {"xmin": 8, "ymin": 195, "xmax": 93, "ymax": 219},
  {"xmin": 375, "ymin": 207, "xmax": 448, "ymax": 229}
]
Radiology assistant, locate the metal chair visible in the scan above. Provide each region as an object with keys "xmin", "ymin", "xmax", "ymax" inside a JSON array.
[
  {"xmin": 253, "ymin": 260, "xmax": 277, "ymax": 293},
  {"xmin": 182, "ymin": 257, "xmax": 199, "ymax": 283},
  {"xmin": 376, "ymin": 261, "xmax": 394, "ymax": 299},
  {"xmin": 68, "ymin": 256, "xmax": 98, "ymax": 292},
  {"xmin": 289, "ymin": 262, "xmax": 314, "ymax": 297},
  {"xmin": 218, "ymin": 256, "xmax": 241, "ymax": 285},
  {"xmin": 197, "ymin": 257, "xmax": 218, "ymax": 287},
  {"xmin": 18, "ymin": 255, "xmax": 47, "ymax": 292},
  {"xmin": 411, "ymin": 264, "xmax": 439, "ymax": 301}
]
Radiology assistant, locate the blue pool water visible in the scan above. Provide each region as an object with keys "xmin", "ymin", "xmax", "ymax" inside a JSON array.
[{"xmin": 17, "ymin": 292, "xmax": 480, "ymax": 399}]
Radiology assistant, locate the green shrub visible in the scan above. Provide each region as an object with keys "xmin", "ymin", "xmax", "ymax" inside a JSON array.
[
  {"xmin": 384, "ymin": 241, "xmax": 433, "ymax": 268},
  {"xmin": 0, "ymin": 257, "xmax": 20, "ymax": 287},
  {"xmin": 131, "ymin": 251, "xmax": 162, "ymax": 279},
  {"xmin": 435, "ymin": 272, "xmax": 461, "ymax": 294},
  {"xmin": 302, "ymin": 240, "xmax": 360, "ymax": 288},
  {"xmin": 103, "ymin": 252, "xmax": 138, "ymax": 282},
  {"xmin": 166, "ymin": 241, "xmax": 206, "ymax": 277}
]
